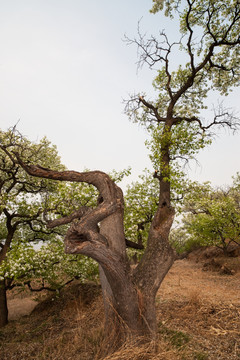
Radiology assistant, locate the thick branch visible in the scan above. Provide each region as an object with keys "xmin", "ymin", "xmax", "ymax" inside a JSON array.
[{"xmin": 16, "ymin": 155, "xmax": 118, "ymax": 203}]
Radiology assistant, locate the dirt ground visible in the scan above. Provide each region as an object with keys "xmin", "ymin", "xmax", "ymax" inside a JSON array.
[
  {"xmin": 8, "ymin": 298, "xmax": 37, "ymax": 321},
  {"xmin": 1, "ymin": 255, "xmax": 240, "ymax": 360},
  {"xmin": 158, "ymin": 258, "xmax": 240, "ymax": 305}
]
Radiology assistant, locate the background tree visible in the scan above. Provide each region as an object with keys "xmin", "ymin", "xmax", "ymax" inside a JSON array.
[
  {"xmin": 9, "ymin": 0, "xmax": 240, "ymax": 350},
  {"xmin": 178, "ymin": 177, "xmax": 240, "ymax": 254},
  {"xmin": 0, "ymin": 237, "xmax": 98, "ymax": 294}
]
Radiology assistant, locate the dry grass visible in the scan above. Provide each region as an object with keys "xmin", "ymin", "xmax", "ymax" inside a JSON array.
[
  {"xmin": 157, "ymin": 294, "xmax": 240, "ymax": 359},
  {"xmin": 103, "ymin": 339, "xmax": 182, "ymax": 360},
  {"xmin": 0, "ymin": 282, "xmax": 104, "ymax": 360},
  {"xmin": 0, "ymin": 257, "xmax": 240, "ymax": 360}
]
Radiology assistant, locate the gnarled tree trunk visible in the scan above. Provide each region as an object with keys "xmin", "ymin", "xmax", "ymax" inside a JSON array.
[{"xmin": 17, "ymin": 160, "xmax": 175, "ymax": 349}]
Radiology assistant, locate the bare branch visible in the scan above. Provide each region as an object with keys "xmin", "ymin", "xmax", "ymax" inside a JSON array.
[
  {"xmin": 25, "ymin": 278, "xmax": 75, "ymax": 292},
  {"xmin": 46, "ymin": 207, "xmax": 91, "ymax": 228},
  {"xmin": 138, "ymin": 96, "xmax": 165, "ymax": 123},
  {"xmin": 124, "ymin": 94, "xmax": 166, "ymax": 126},
  {"xmin": 173, "ymin": 103, "xmax": 240, "ymax": 132}
]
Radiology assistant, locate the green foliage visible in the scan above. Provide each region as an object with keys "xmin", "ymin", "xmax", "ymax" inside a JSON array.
[
  {"xmin": 151, "ymin": 0, "xmax": 177, "ymax": 17},
  {"xmin": 124, "ymin": 170, "xmax": 159, "ymax": 249},
  {"xmin": 178, "ymin": 178, "xmax": 240, "ymax": 251},
  {"xmin": 145, "ymin": 121, "xmax": 211, "ymax": 196},
  {"xmin": 46, "ymin": 181, "xmax": 98, "ymax": 218},
  {"xmin": 0, "ymin": 129, "xmax": 64, "ymax": 202},
  {"xmin": 109, "ymin": 167, "xmax": 132, "ymax": 183},
  {"xmin": 0, "ymin": 238, "xmax": 98, "ymax": 289},
  {"xmin": 172, "ymin": 233, "xmax": 203, "ymax": 254},
  {"xmin": 0, "ymin": 129, "xmax": 64, "ymax": 224},
  {"xmin": 169, "ymin": 226, "xmax": 192, "ymax": 254},
  {"xmin": 0, "ymin": 128, "xmax": 65, "ymax": 251},
  {"xmin": 149, "ymin": 0, "xmax": 240, "ymax": 117},
  {"xmin": 0, "ymin": 129, "xmax": 85, "ymax": 290}
]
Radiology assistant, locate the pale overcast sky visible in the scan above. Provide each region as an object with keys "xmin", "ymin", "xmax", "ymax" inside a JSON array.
[{"xmin": 1, "ymin": 0, "xmax": 239, "ymax": 188}]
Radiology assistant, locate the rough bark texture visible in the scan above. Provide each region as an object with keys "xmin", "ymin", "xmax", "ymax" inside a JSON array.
[
  {"xmin": 0, "ymin": 280, "xmax": 8, "ymax": 327},
  {"xmin": 17, "ymin": 159, "xmax": 175, "ymax": 348}
]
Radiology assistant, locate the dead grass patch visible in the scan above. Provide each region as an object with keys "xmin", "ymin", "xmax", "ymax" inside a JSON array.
[{"xmin": 157, "ymin": 292, "xmax": 240, "ymax": 360}]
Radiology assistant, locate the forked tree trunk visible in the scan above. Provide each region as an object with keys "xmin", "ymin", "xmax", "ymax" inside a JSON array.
[
  {"xmin": 17, "ymin": 160, "xmax": 175, "ymax": 350},
  {"xmin": 97, "ymin": 204, "xmax": 175, "ymax": 348},
  {"xmin": 0, "ymin": 280, "xmax": 8, "ymax": 327}
]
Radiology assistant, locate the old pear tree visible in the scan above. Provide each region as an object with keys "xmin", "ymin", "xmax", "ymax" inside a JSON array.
[{"xmin": 13, "ymin": 0, "xmax": 240, "ymax": 347}]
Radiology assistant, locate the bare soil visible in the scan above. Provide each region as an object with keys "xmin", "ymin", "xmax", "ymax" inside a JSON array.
[
  {"xmin": 159, "ymin": 258, "xmax": 240, "ymax": 304},
  {"xmin": 8, "ymin": 298, "xmax": 37, "ymax": 321},
  {"xmin": 0, "ymin": 253, "xmax": 239, "ymax": 360}
]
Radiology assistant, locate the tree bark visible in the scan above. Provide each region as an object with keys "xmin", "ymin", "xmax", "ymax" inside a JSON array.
[{"xmin": 0, "ymin": 280, "xmax": 8, "ymax": 327}]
